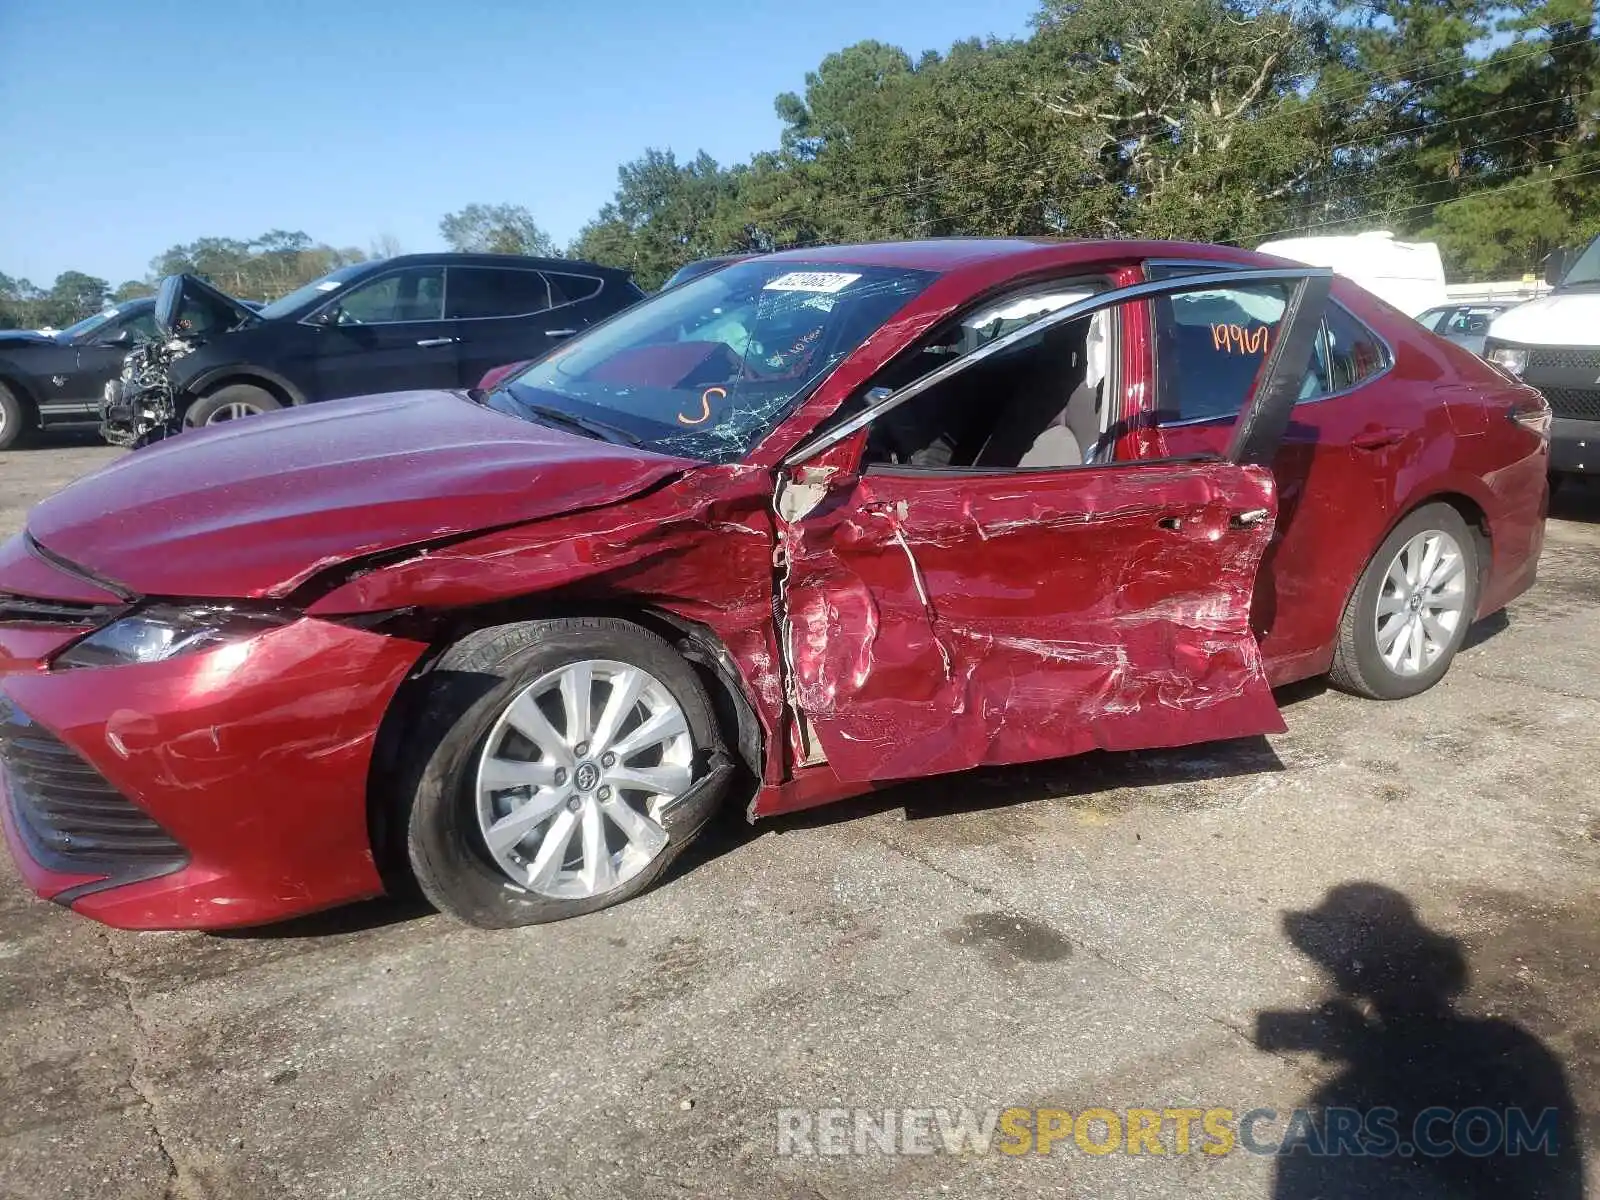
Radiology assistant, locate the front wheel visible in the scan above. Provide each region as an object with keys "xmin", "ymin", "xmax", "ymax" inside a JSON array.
[
  {"xmin": 184, "ymin": 384, "xmax": 282, "ymax": 427},
  {"xmin": 400, "ymin": 617, "xmax": 731, "ymax": 928},
  {"xmin": 0, "ymin": 382, "xmax": 30, "ymax": 450},
  {"xmin": 1328, "ymin": 503, "xmax": 1479, "ymax": 700}
]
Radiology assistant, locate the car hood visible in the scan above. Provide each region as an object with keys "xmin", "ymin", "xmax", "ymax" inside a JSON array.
[
  {"xmin": 0, "ymin": 330, "xmax": 57, "ymax": 347},
  {"xmin": 27, "ymin": 390, "xmax": 695, "ymax": 600},
  {"xmin": 1489, "ymin": 291, "xmax": 1600, "ymax": 346}
]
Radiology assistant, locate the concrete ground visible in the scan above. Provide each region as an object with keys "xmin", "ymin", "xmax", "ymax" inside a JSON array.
[{"xmin": 2, "ymin": 434, "xmax": 1598, "ymax": 1199}]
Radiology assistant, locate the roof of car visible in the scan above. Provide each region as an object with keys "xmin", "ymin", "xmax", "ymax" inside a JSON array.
[
  {"xmin": 376, "ymin": 252, "xmax": 626, "ymax": 275},
  {"xmin": 761, "ymin": 237, "xmax": 1277, "ymax": 273}
]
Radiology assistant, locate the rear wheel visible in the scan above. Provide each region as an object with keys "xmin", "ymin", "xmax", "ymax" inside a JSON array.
[
  {"xmin": 400, "ymin": 617, "xmax": 730, "ymax": 928},
  {"xmin": 1329, "ymin": 503, "xmax": 1478, "ymax": 700},
  {"xmin": 184, "ymin": 383, "xmax": 281, "ymax": 427},
  {"xmin": 0, "ymin": 383, "xmax": 30, "ymax": 450}
]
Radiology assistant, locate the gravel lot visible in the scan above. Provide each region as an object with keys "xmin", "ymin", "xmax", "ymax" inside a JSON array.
[{"xmin": 2, "ymin": 434, "xmax": 1598, "ymax": 1199}]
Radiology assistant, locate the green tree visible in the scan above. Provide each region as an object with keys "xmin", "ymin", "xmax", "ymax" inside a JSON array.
[
  {"xmin": 571, "ymin": 150, "xmax": 743, "ymax": 288},
  {"xmin": 150, "ymin": 232, "xmax": 365, "ymax": 300},
  {"xmin": 0, "ymin": 273, "xmax": 44, "ymax": 330},
  {"xmin": 111, "ymin": 279, "xmax": 155, "ymax": 303},
  {"xmin": 1293, "ymin": 0, "xmax": 1598, "ymax": 276},
  {"xmin": 37, "ymin": 271, "xmax": 111, "ymax": 327},
  {"xmin": 439, "ymin": 204, "xmax": 558, "ymax": 256}
]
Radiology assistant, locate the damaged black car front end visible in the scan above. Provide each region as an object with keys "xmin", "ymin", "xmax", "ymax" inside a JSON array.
[{"xmin": 99, "ymin": 274, "xmax": 259, "ymax": 448}]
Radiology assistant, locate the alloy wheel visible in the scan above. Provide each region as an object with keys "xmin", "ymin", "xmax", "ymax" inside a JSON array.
[
  {"xmin": 204, "ymin": 401, "xmax": 264, "ymax": 424},
  {"xmin": 474, "ymin": 659, "xmax": 693, "ymax": 899},
  {"xmin": 1373, "ymin": 529, "xmax": 1468, "ymax": 677}
]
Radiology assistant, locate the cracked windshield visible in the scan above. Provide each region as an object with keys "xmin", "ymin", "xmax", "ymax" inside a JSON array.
[{"xmin": 487, "ymin": 260, "xmax": 932, "ymax": 460}]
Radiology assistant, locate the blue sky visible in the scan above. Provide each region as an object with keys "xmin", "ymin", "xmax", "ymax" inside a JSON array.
[{"xmin": 0, "ymin": 0, "xmax": 1039, "ymax": 288}]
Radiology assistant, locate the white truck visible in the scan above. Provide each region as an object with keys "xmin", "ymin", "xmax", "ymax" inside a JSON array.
[
  {"xmin": 1257, "ymin": 231, "xmax": 1448, "ymax": 318},
  {"xmin": 1483, "ymin": 234, "xmax": 1600, "ymax": 482}
]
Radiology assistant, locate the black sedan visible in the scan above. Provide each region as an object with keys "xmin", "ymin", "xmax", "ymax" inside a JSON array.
[{"xmin": 0, "ymin": 300, "xmax": 161, "ymax": 449}]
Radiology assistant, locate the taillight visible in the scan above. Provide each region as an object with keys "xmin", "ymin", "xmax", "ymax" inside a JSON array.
[{"xmin": 1509, "ymin": 396, "xmax": 1552, "ymax": 439}]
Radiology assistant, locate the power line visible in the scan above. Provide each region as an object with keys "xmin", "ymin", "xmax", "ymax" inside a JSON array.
[
  {"xmin": 1269, "ymin": 27, "xmax": 1598, "ymax": 112},
  {"xmin": 1332, "ymin": 83, "xmax": 1599, "ymax": 153},
  {"xmin": 1247, "ymin": 164, "xmax": 1600, "ymax": 245}
]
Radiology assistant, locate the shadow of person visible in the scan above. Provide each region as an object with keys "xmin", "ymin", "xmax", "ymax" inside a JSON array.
[{"xmin": 1257, "ymin": 883, "xmax": 1584, "ymax": 1199}]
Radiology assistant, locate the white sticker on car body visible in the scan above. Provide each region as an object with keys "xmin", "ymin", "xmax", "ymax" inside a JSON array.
[{"xmin": 763, "ymin": 272, "xmax": 862, "ymax": 294}]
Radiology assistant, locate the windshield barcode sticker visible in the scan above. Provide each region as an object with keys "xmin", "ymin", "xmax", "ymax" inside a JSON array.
[{"xmin": 763, "ymin": 271, "xmax": 862, "ymax": 293}]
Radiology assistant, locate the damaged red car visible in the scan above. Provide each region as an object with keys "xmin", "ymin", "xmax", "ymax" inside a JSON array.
[{"xmin": 0, "ymin": 240, "xmax": 1549, "ymax": 930}]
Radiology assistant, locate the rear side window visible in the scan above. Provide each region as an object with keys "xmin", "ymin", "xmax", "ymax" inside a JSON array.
[
  {"xmin": 546, "ymin": 273, "xmax": 604, "ymax": 306},
  {"xmin": 446, "ymin": 267, "xmax": 551, "ymax": 319},
  {"xmin": 1315, "ymin": 304, "xmax": 1390, "ymax": 393}
]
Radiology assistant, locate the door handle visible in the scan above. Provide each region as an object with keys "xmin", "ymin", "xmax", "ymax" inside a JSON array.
[
  {"xmin": 545, "ymin": 328, "xmax": 578, "ymax": 338},
  {"xmin": 1351, "ymin": 426, "xmax": 1405, "ymax": 451},
  {"xmin": 416, "ymin": 337, "xmax": 459, "ymax": 348},
  {"xmin": 1229, "ymin": 508, "xmax": 1270, "ymax": 529}
]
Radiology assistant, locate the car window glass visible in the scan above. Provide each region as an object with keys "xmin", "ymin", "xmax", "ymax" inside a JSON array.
[
  {"xmin": 491, "ymin": 260, "xmax": 934, "ymax": 463},
  {"xmin": 546, "ymin": 273, "xmax": 604, "ymax": 306},
  {"xmin": 1321, "ymin": 303, "xmax": 1390, "ymax": 391},
  {"xmin": 115, "ymin": 310, "xmax": 158, "ymax": 341},
  {"xmin": 446, "ymin": 268, "xmax": 551, "ymax": 319},
  {"xmin": 1444, "ymin": 306, "xmax": 1497, "ymax": 335},
  {"xmin": 174, "ymin": 289, "xmax": 244, "ymax": 337},
  {"xmin": 335, "ymin": 267, "xmax": 445, "ymax": 323},
  {"xmin": 1153, "ymin": 284, "xmax": 1294, "ymax": 423},
  {"xmin": 868, "ymin": 282, "xmax": 1108, "ymax": 399}
]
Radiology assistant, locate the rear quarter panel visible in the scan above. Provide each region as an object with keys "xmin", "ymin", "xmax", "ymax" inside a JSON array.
[{"xmin": 1319, "ymin": 301, "xmax": 1546, "ymax": 630}]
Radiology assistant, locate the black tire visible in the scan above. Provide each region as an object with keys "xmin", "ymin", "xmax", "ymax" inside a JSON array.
[
  {"xmin": 0, "ymin": 382, "xmax": 30, "ymax": 450},
  {"xmin": 399, "ymin": 617, "xmax": 730, "ymax": 928},
  {"xmin": 183, "ymin": 383, "xmax": 282, "ymax": 428},
  {"xmin": 1328, "ymin": 502, "xmax": 1479, "ymax": 700}
]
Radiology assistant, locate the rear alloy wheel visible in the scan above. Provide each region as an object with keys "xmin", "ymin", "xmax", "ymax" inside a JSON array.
[
  {"xmin": 0, "ymin": 382, "xmax": 29, "ymax": 450},
  {"xmin": 1329, "ymin": 503, "xmax": 1478, "ymax": 700},
  {"xmin": 400, "ymin": 618, "xmax": 730, "ymax": 927},
  {"xmin": 184, "ymin": 383, "xmax": 282, "ymax": 427}
]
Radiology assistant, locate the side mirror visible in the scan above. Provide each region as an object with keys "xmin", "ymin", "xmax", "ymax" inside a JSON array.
[{"xmin": 1543, "ymin": 247, "xmax": 1570, "ymax": 287}]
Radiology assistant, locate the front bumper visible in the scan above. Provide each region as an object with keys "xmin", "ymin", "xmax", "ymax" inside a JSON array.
[
  {"xmin": 1551, "ymin": 417, "xmax": 1600, "ymax": 475},
  {"xmin": 0, "ymin": 617, "xmax": 427, "ymax": 929}
]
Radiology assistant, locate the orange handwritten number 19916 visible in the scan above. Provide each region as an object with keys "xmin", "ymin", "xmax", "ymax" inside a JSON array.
[{"xmin": 1211, "ymin": 324, "xmax": 1270, "ymax": 354}]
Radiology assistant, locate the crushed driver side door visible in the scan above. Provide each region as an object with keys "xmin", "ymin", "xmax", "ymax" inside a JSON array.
[{"xmin": 773, "ymin": 268, "xmax": 1333, "ymax": 783}]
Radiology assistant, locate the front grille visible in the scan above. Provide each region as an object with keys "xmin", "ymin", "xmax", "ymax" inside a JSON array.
[
  {"xmin": 1529, "ymin": 347, "xmax": 1600, "ymax": 373},
  {"xmin": 0, "ymin": 593, "xmax": 123, "ymax": 627},
  {"xmin": 0, "ymin": 698, "xmax": 185, "ymax": 877},
  {"xmin": 1542, "ymin": 387, "xmax": 1600, "ymax": 421}
]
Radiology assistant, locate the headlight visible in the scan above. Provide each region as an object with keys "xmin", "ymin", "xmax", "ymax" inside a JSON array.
[
  {"xmin": 54, "ymin": 604, "xmax": 293, "ymax": 669},
  {"xmin": 1487, "ymin": 346, "xmax": 1528, "ymax": 377}
]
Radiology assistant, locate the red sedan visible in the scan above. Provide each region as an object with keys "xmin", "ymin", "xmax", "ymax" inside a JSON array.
[{"xmin": 0, "ymin": 240, "xmax": 1549, "ymax": 930}]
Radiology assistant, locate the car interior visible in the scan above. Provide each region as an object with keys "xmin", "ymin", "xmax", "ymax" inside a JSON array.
[{"xmin": 860, "ymin": 281, "xmax": 1115, "ymax": 470}]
